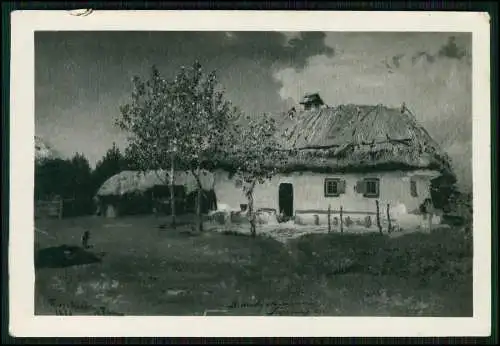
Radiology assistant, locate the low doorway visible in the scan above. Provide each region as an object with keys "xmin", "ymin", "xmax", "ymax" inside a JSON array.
[{"xmin": 278, "ymin": 183, "xmax": 294, "ymax": 218}]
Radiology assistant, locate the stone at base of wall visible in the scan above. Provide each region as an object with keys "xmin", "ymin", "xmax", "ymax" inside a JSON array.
[{"xmin": 294, "ymin": 212, "xmax": 442, "ymax": 231}]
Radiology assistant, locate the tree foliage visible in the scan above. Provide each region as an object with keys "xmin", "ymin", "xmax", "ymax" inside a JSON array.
[
  {"xmin": 117, "ymin": 62, "xmax": 239, "ymax": 170},
  {"xmin": 223, "ymin": 113, "xmax": 290, "ymax": 236},
  {"xmin": 35, "ymin": 152, "xmax": 94, "ymax": 216},
  {"xmin": 91, "ymin": 142, "xmax": 129, "ymax": 193},
  {"xmin": 117, "ymin": 66, "xmax": 177, "ymax": 173},
  {"xmin": 430, "ymin": 171, "xmax": 472, "ymax": 228},
  {"xmin": 117, "ymin": 61, "xmax": 240, "ymax": 230}
]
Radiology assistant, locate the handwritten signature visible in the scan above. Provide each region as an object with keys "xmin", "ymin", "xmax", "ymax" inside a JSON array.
[
  {"xmin": 46, "ymin": 298, "xmax": 123, "ymax": 316},
  {"xmin": 226, "ymin": 299, "xmax": 315, "ymax": 315}
]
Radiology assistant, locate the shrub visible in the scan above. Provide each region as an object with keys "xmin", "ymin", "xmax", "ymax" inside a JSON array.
[
  {"xmin": 290, "ymin": 229, "xmax": 472, "ymax": 281},
  {"xmin": 220, "ymin": 230, "xmax": 249, "ymax": 237}
]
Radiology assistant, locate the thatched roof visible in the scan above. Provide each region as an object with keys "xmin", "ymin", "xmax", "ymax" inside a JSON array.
[
  {"xmin": 273, "ymin": 103, "xmax": 453, "ymax": 174},
  {"xmin": 96, "ymin": 169, "xmax": 214, "ymax": 197}
]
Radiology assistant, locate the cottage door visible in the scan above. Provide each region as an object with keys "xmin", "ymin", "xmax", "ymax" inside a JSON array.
[
  {"xmin": 105, "ymin": 204, "xmax": 117, "ymax": 218},
  {"xmin": 278, "ymin": 183, "xmax": 294, "ymax": 217}
]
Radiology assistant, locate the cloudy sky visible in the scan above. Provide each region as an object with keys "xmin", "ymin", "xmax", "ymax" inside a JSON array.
[{"xmin": 35, "ymin": 31, "xmax": 472, "ymax": 190}]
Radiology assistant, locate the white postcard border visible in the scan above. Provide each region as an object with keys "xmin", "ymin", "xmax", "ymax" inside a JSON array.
[{"xmin": 9, "ymin": 10, "xmax": 492, "ymax": 337}]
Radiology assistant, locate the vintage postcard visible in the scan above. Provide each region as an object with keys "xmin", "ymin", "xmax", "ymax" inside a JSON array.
[{"xmin": 9, "ymin": 10, "xmax": 491, "ymax": 337}]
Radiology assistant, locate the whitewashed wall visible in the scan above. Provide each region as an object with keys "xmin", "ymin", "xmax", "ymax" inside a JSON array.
[{"xmin": 212, "ymin": 169, "xmax": 439, "ymax": 216}]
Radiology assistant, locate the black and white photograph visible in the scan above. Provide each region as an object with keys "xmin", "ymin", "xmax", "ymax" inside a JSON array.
[{"xmin": 8, "ymin": 10, "xmax": 491, "ymax": 338}]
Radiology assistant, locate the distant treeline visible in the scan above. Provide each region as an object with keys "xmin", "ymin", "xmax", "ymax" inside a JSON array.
[
  {"xmin": 35, "ymin": 143, "xmax": 131, "ymax": 217},
  {"xmin": 36, "ymin": 143, "xmax": 471, "ymax": 220}
]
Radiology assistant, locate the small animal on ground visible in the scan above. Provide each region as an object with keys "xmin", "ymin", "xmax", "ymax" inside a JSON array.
[{"xmin": 81, "ymin": 230, "xmax": 91, "ymax": 249}]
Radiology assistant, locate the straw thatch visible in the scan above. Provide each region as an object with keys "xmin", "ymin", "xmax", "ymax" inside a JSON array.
[
  {"xmin": 272, "ymin": 103, "xmax": 452, "ymax": 174},
  {"xmin": 96, "ymin": 169, "xmax": 214, "ymax": 197}
]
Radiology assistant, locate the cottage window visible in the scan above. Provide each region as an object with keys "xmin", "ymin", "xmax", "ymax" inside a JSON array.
[
  {"xmin": 357, "ymin": 178, "xmax": 379, "ymax": 198},
  {"xmin": 324, "ymin": 178, "xmax": 345, "ymax": 197},
  {"xmin": 410, "ymin": 179, "xmax": 418, "ymax": 197}
]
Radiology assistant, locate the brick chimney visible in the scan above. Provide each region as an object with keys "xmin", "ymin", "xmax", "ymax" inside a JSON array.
[{"xmin": 299, "ymin": 92, "xmax": 324, "ymax": 111}]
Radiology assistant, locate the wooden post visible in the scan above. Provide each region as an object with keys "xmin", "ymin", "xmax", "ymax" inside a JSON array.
[
  {"xmin": 170, "ymin": 153, "xmax": 176, "ymax": 229},
  {"xmin": 313, "ymin": 214, "xmax": 319, "ymax": 226},
  {"xmin": 196, "ymin": 166, "xmax": 203, "ymax": 233},
  {"xmin": 424, "ymin": 198, "xmax": 434, "ymax": 233},
  {"xmin": 386, "ymin": 203, "xmax": 392, "ymax": 234},
  {"xmin": 340, "ymin": 206, "xmax": 343, "ymax": 233},
  {"xmin": 375, "ymin": 200, "xmax": 382, "ymax": 235},
  {"xmin": 327, "ymin": 204, "xmax": 331, "ymax": 233},
  {"xmin": 58, "ymin": 198, "xmax": 63, "ymax": 219}
]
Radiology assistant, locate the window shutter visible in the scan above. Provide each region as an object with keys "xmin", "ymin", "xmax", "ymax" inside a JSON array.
[
  {"xmin": 355, "ymin": 180, "xmax": 365, "ymax": 194},
  {"xmin": 339, "ymin": 179, "xmax": 346, "ymax": 194}
]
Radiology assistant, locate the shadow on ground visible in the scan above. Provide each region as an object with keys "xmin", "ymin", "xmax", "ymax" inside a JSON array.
[
  {"xmin": 35, "ymin": 245, "xmax": 102, "ymax": 269},
  {"xmin": 34, "ymin": 216, "xmax": 473, "ymax": 316}
]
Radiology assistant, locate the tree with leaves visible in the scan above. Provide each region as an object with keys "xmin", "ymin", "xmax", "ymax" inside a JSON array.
[
  {"xmin": 68, "ymin": 152, "xmax": 94, "ymax": 216},
  {"xmin": 117, "ymin": 65, "xmax": 181, "ymax": 227},
  {"xmin": 92, "ymin": 142, "xmax": 129, "ymax": 194},
  {"xmin": 171, "ymin": 62, "xmax": 241, "ymax": 232},
  {"xmin": 35, "ymin": 158, "xmax": 73, "ymax": 200},
  {"xmin": 430, "ymin": 169, "xmax": 472, "ymax": 228},
  {"xmin": 117, "ymin": 61, "xmax": 239, "ymax": 231},
  {"xmin": 35, "ymin": 152, "xmax": 94, "ymax": 216},
  {"xmin": 224, "ymin": 113, "xmax": 290, "ymax": 237}
]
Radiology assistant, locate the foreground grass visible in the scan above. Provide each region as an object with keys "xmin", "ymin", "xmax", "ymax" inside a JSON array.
[
  {"xmin": 287, "ymin": 229, "xmax": 472, "ymax": 316},
  {"xmin": 34, "ymin": 216, "xmax": 472, "ymax": 316}
]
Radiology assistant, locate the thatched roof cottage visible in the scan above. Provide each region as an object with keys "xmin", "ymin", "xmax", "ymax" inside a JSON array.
[
  {"xmin": 212, "ymin": 93, "xmax": 453, "ymax": 228},
  {"xmin": 95, "ymin": 169, "xmax": 216, "ymax": 218}
]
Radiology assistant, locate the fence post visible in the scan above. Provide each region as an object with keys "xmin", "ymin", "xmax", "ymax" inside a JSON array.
[
  {"xmin": 327, "ymin": 204, "xmax": 331, "ymax": 233},
  {"xmin": 386, "ymin": 203, "xmax": 392, "ymax": 233},
  {"xmin": 58, "ymin": 198, "xmax": 63, "ymax": 219},
  {"xmin": 375, "ymin": 200, "xmax": 382, "ymax": 235},
  {"xmin": 340, "ymin": 206, "xmax": 343, "ymax": 234}
]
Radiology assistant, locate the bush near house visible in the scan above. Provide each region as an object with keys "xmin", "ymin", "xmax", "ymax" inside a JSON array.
[
  {"xmin": 290, "ymin": 227, "xmax": 472, "ymax": 285},
  {"xmin": 431, "ymin": 171, "xmax": 472, "ymax": 229}
]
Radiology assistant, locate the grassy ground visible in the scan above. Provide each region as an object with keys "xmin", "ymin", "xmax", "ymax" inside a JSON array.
[{"xmin": 34, "ymin": 215, "xmax": 472, "ymax": 316}]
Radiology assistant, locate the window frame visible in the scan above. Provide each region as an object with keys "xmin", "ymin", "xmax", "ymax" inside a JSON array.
[
  {"xmin": 363, "ymin": 178, "xmax": 380, "ymax": 198},
  {"xmin": 324, "ymin": 178, "xmax": 341, "ymax": 197}
]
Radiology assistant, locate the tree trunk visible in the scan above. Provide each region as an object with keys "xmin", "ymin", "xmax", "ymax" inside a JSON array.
[
  {"xmin": 327, "ymin": 204, "xmax": 331, "ymax": 233},
  {"xmin": 246, "ymin": 181, "xmax": 257, "ymax": 238},
  {"xmin": 386, "ymin": 203, "xmax": 392, "ymax": 234},
  {"xmin": 195, "ymin": 167, "xmax": 203, "ymax": 232},
  {"xmin": 340, "ymin": 206, "xmax": 343, "ymax": 233},
  {"xmin": 170, "ymin": 154, "xmax": 176, "ymax": 229},
  {"xmin": 375, "ymin": 200, "xmax": 383, "ymax": 235}
]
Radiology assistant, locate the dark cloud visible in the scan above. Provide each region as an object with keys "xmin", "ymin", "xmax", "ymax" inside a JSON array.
[
  {"xmin": 223, "ymin": 31, "xmax": 334, "ymax": 70},
  {"xmin": 391, "ymin": 54, "xmax": 404, "ymax": 68},
  {"xmin": 35, "ymin": 31, "xmax": 332, "ymax": 164},
  {"xmin": 284, "ymin": 32, "xmax": 335, "ymax": 69},
  {"xmin": 409, "ymin": 35, "xmax": 469, "ymax": 66},
  {"xmin": 438, "ymin": 36, "xmax": 467, "ymax": 60},
  {"xmin": 380, "ymin": 54, "xmax": 404, "ymax": 72}
]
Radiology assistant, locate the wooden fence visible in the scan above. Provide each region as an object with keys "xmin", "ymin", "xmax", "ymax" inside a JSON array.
[
  {"xmin": 35, "ymin": 197, "xmax": 74, "ymax": 219},
  {"xmin": 294, "ymin": 200, "xmax": 400, "ymax": 235}
]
